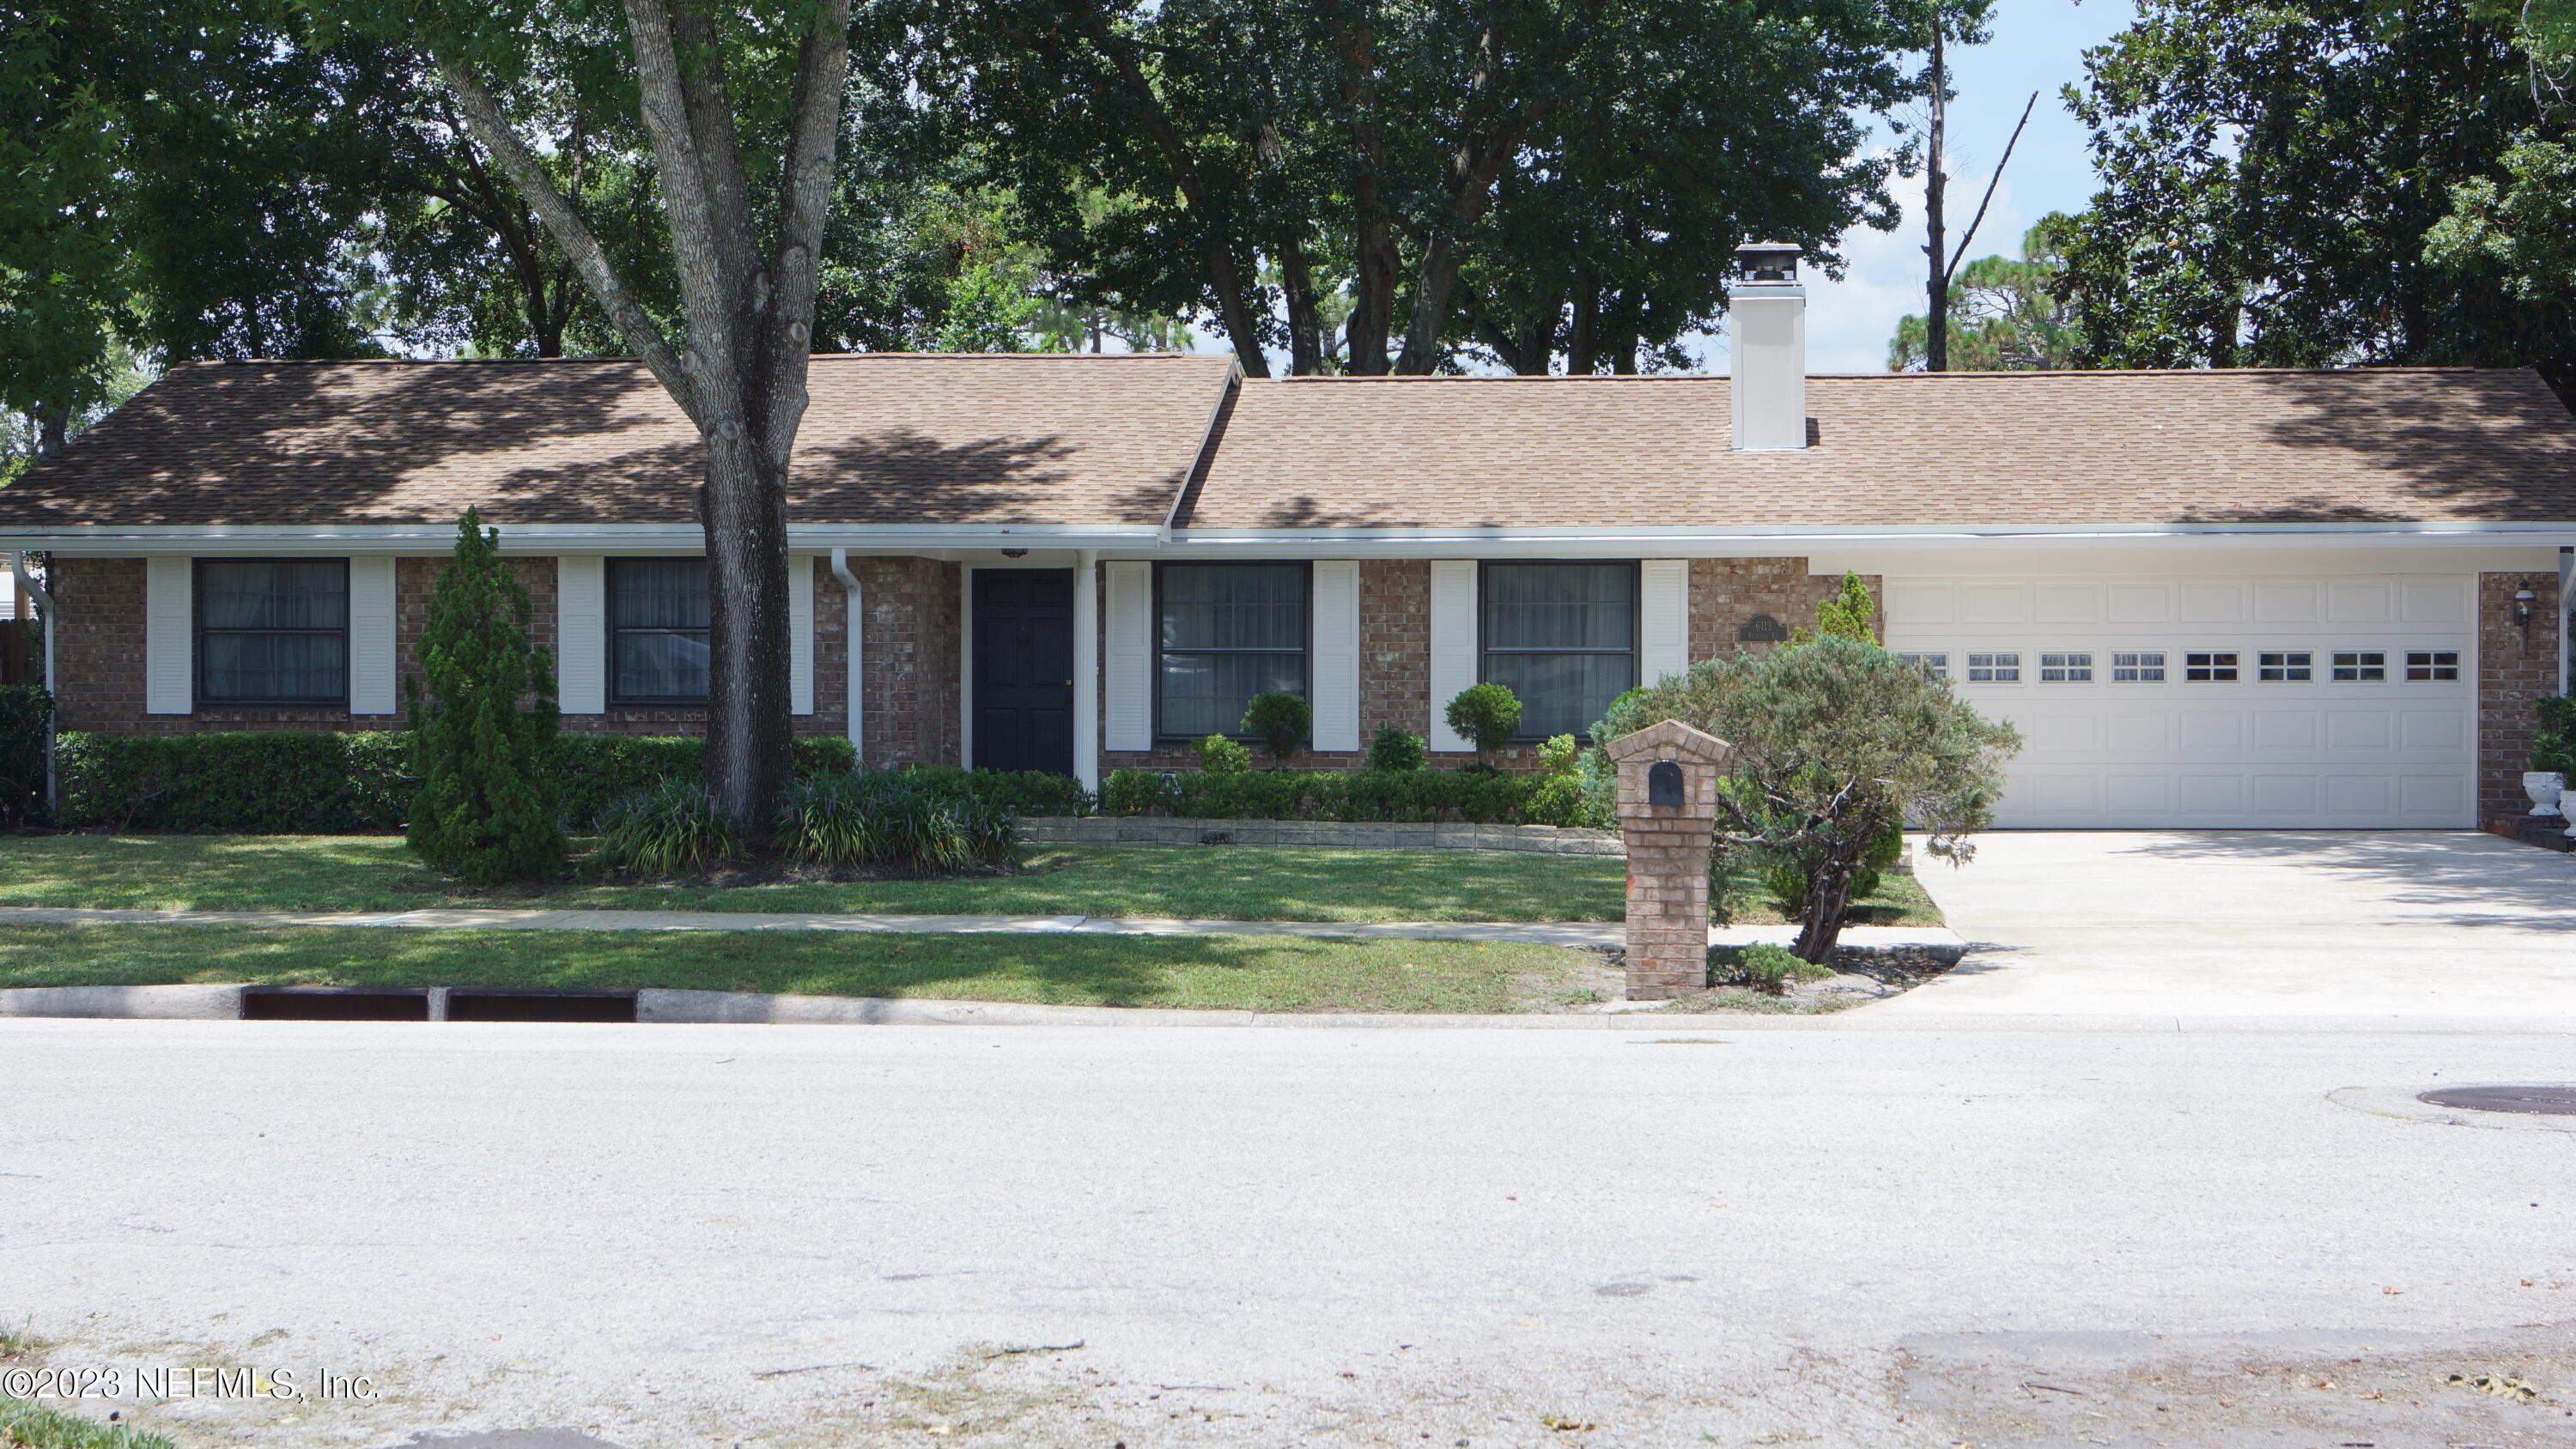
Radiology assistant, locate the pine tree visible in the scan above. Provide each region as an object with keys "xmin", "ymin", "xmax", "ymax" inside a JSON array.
[
  {"xmin": 406, "ymin": 509, "xmax": 565, "ymax": 883},
  {"xmin": 1814, "ymin": 573, "xmax": 1878, "ymax": 643}
]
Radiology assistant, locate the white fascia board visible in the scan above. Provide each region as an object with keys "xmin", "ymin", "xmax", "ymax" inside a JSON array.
[
  {"xmin": 1159, "ymin": 522, "xmax": 2576, "ymax": 558},
  {"xmin": 4, "ymin": 521, "xmax": 1172, "ymax": 555},
  {"xmin": 10, "ymin": 518, "xmax": 2576, "ymax": 558}
]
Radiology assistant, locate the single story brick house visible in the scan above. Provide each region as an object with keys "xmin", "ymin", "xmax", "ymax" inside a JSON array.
[{"xmin": 3, "ymin": 251, "xmax": 2573, "ymax": 828}]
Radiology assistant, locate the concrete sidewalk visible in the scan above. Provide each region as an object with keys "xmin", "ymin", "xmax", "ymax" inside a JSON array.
[{"xmin": 0, "ymin": 902, "xmax": 1960, "ymax": 955}]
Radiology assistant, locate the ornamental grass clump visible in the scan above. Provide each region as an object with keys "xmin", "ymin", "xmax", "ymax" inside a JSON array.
[
  {"xmin": 406, "ymin": 510, "xmax": 566, "ymax": 884},
  {"xmin": 776, "ymin": 770, "xmax": 1016, "ymax": 874},
  {"xmin": 593, "ymin": 778, "xmax": 741, "ymax": 877}
]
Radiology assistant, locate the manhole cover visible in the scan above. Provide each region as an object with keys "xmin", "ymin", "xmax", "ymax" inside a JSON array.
[{"xmin": 2417, "ymin": 1085, "xmax": 2576, "ymax": 1117}]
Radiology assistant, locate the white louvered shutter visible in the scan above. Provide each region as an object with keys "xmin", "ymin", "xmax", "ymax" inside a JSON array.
[
  {"xmin": 1639, "ymin": 559, "xmax": 1691, "ymax": 685},
  {"xmin": 789, "ymin": 555, "xmax": 816, "ymax": 715},
  {"xmin": 348, "ymin": 555, "xmax": 399, "ymax": 715},
  {"xmin": 1103, "ymin": 561, "xmax": 1153, "ymax": 750},
  {"xmin": 1427, "ymin": 560, "xmax": 1479, "ymax": 752},
  {"xmin": 1309, "ymin": 561, "xmax": 1361, "ymax": 753},
  {"xmin": 144, "ymin": 556, "xmax": 193, "ymax": 714},
  {"xmin": 556, "ymin": 555, "xmax": 606, "ymax": 714}
]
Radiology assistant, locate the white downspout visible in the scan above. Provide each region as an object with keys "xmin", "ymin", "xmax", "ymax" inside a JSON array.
[
  {"xmin": 1073, "ymin": 548, "xmax": 1101, "ymax": 793},
  {"xmin": 11, "ymin": 551, "xmax": 58, "ymax": 809},
  {"xmin": 829, "ymin": 549, "xmax": 864, "ymax": 764},
  {"xmin": 2558, "ymin": 545, "xmax": 2572, "ymax": 698}
]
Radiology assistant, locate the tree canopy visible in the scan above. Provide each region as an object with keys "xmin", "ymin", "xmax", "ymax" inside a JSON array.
[
  {"xmin": 2051, "ymin": 0, "xmax": 2572, "ymax": 378},
  {"xmin": 926, "ymin": 0, "xmax": 1919, "ymax": 375}
]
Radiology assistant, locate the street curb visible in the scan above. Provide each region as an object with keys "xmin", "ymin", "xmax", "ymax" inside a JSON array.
[{"xmin": 4, "ymin": 983, "xmax": 2573, "ymax": 1034}]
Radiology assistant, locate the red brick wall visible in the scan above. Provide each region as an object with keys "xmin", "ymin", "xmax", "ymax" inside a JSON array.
[
  {"xmin": 2480, "ymin": 570, "xmax": 2563, "ymax": 823},
  {"xmin": 847, "ymin": 555, "xmax": 960, "ymax": 767},
  {"xmin": 52, "ymin": 554, "xmax": 881, "ymax": 743},
  {"xmin": 1095, "ymin": 556, "xmax": 1871, "ymax": 778},
  {"xmin": 1100, "ymin": 557, "xmax": 1423, "ymax": 773},
  {"xmin": 1689, "ymin": 558, "xmax": 1883, "ymax": 662}
]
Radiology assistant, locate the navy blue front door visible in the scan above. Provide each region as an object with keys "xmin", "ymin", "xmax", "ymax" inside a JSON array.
[{"xmin": 972, "ymin": 570, "xmax": 1075, "ymax": 776}]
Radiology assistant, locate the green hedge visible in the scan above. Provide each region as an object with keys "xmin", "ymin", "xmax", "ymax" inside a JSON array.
[
  {"xmin": 1097, "ymin": 766, "xmax": 1605, "ymax": 828},
  {"xmin": 1, "ymin": 683, "xmax": 55, "ymax": 827},
  {"xmin": 55, "ymin": 731, "xmax": 860, "ymax": 834},
  {"xmin": 885, "ymin": 764, "xmax": 1093, "ymax": 817}
]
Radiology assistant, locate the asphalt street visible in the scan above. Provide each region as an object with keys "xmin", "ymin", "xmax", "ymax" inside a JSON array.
[{"xmin": 5, "ymin": 1019, "xmax": 2574, "ymax": 1448}]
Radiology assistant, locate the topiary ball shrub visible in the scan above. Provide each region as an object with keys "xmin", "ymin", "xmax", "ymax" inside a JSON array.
[
  {"xmin": 1444, "ymin": 682, "xmax": 1522, "ymax": 761},
  {"xmin": 1195, "ymin": 734, "xmax": 1253, "ymax": 774},
  {"xmin": 1365, "ymin": 724, "xmax": 1428, "ymax": 773},
  {"xmin": 1238, "ymin": 691, "xmax": 1311, "ymax": 764},
  {"xmin": 592, "ymin": 779, "xmax": 741, "ymax": 877}
]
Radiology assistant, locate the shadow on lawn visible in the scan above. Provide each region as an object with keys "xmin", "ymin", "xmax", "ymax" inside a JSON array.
[{"xmin": 0, "ymin": 925, "xmax": 1525, "ymax": 1012}]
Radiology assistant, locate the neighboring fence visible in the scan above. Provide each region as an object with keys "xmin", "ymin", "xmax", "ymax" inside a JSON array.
[
  {"xmin": 0, "ymin": 620, "xmax": 33, "ymax": 687},
  {"xmin": 1015, "ymin": 815, "xmax": 1626, "ymax": 856}
]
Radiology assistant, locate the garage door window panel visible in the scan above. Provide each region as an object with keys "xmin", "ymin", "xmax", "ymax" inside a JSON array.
[
  {"xmin": 1967, "ymin": 652, "xmax": 2020, "ymax": 682},
  {"xmin": 2331, "ymin": 651, "xmax": 2386, "ymax": 682},
  {"xmin": 2185, "ymin": 651, "xmax": 2239, "ymax": 682},
  {"xmin": 2111, "ymin": 651, "xmax": 2166, "ymax": 682},
  {"xmin": 2404, "ymin": 650, "xmax": 2460, "ymax": 682},
  {"xmin": 2039, "ymin": 652, "xmax": 2093, "ymax": 682},
  {"xmin": 2258, "ymin": 651, "xmax": 2313, "ymax": 682}
]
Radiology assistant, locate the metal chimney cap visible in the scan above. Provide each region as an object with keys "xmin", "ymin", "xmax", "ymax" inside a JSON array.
[{"xmin": 1735, "ymin": 242, "xmax": 1803, "ymax": 282}]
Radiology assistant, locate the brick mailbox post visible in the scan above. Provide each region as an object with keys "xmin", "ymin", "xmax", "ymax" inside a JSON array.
[{"xmin": 1608, "ymin": 718, "xmax": 1735, "ymax": 1000}]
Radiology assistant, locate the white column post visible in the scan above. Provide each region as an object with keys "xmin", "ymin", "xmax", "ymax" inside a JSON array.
[{"xmin": 1073, "ymin": 549, "xmax": 1101, "ymax": 792}]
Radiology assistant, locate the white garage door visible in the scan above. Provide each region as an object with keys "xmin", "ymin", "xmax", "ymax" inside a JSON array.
[{"xmin": 1883, "ymin": 572, "xmax": 2476, "ymax": 828}]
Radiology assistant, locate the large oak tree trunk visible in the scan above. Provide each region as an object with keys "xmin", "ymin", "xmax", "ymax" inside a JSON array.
[
  {"xmin": 700, "ymin": 436, "xmax": 795, "ymax": 831},
  {"xmin": 440, "ymin": 0, "xmax": 850, "ymax": 846}
]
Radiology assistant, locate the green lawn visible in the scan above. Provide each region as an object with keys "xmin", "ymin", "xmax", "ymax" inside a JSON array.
[
  {"xmin": 1, "ymin": 1394, "xmax": 175, "ymax": 1449},
  {"xmin": 0, "ymin": 834, "xmax": 1942, "ymax": 927},
  {"xmin": 0, "ymin": 924, "xmax": 1611, "ymax": 1015}
]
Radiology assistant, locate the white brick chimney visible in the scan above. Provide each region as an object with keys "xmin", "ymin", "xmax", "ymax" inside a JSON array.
[{"xmin": 1728, "ymin": 243, "xmax": 1807, "ymax": 451}]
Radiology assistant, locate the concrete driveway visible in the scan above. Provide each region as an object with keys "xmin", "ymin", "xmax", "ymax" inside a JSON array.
[{"xmin": 1880, "ymin": 829, "xmax": 2576, "ymax": 1024}]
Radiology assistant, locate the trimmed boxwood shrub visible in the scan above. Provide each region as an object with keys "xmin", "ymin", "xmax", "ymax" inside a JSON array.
[
  {"xmin": 885, "ymin": 764, "xmax": 1092, "ymax": 818},
  {"xmin": 55, "ymin": 730, "xmax": 860, "ymax": 834},
  {"xmin": 1094, "ymin": 765, "xmax": 1607, "ymax": 827},
  {"xmin": 2534, "ymin": 696, "xmax": 2576, "ymax": 777},
  {"xmin": 57, "ymin": 731, "xmax": 416, "ymax": 834}
]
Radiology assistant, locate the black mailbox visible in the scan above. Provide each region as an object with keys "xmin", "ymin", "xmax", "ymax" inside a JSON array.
[{"xmin": 1647, "ymin": 759, "xmax": 1686, "ymax": 808}]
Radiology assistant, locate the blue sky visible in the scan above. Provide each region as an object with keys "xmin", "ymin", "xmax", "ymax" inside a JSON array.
[{"xmin": 1781, "ymin": 0, "xmax": 2143, "ymax": 373}]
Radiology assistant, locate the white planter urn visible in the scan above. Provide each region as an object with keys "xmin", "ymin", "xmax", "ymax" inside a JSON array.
[
  {"xmin": 2563, "ymin": 789, "xmax": 2576, "ymax": 839},
  {"xmin": 2527, "ymin": 772, "xmax": 2569, "ymax": 816}
]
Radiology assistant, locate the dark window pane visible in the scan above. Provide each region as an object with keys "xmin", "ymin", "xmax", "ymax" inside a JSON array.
[
  {"xmin": 199, "ymin": 560, "xmax": 348, "ymax": 630},
  {"xmin": 616, "ymin": 631, "xmax": 711, "ymax": 700},
  {"xmin": 610, "ymin": 559, "xmax": 712, "ymax": 700},
  {"xmin": 612, "ymin": 559, "xmax": 710, "ymax": 630},
  {"xmin": 1486, "ymin": 651, "xmax": 1634, "ymax": 741},
  {"xmin": 203, "ymin": 630, "xmax": 346, "ymax": 701},
  {"xmin": 1485, "ymin": 563, "xmax": 1635, "ymax": 651},
  {"xmin": 1159, "ymin": 563, "xmax": 1307, "ymax": 651},
  {"xmin": 1159, "ymin": 652, "xmax": 1305, "ymax": 739}
]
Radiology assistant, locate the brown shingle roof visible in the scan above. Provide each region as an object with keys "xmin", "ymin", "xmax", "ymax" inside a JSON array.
[
  {"xmin": 4, "ymin": 358, "xmax": 2571, "ymax": 534},
  {"xmin": 1176, "ymin": 368, "xmax": 2576, "ymax": 529},
  {"xmin": 0, "ymin": 353, "xmax": 1236, "ymax": 529}
]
